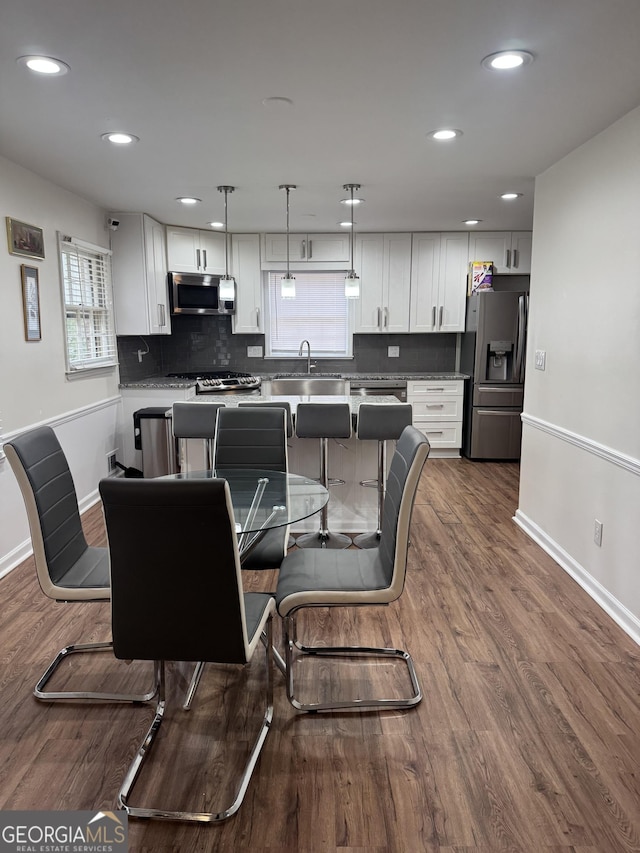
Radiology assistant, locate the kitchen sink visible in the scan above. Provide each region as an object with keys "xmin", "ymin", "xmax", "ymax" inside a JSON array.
[{"xmin": 269, "ymin": 376, "xmax": 346, "ymax": 396}]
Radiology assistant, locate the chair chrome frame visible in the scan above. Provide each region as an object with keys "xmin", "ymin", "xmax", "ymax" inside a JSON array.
[
  {"xmin": 35, "ymin": 640, "xmax": 159, "ymax": 703},
  {"xmin": 119, "ymin": 619, "xmax": 274, "ymax": 823},
  {"xmin": 274, "ymin": 608, "xmax": 421, "ymax": 712}
]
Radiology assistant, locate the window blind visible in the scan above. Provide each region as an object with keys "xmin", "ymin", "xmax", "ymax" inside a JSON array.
[
  {"xmin": 59, "ymin": 235, "xmax": 117, "ymax": 372},
  {"xmin": 266, "ymin": 271, "xmax": 352, "ymax": 357}
]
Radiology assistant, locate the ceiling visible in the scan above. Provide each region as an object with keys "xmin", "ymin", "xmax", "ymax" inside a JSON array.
[{"xmin": 2, "ymin": 0, "xmax": 640, "ymax": 234}]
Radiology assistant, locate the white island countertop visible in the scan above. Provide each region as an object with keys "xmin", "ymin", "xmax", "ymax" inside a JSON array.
[{"xmin": 187, "ymin": 393, "xmax": 402, "ymax": 411}]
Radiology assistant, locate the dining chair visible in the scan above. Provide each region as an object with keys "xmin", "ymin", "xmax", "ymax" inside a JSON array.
[
  {"xmin": 274, "ymin": 425, "xmax": 430, "ymax": 712},
  {"xmin": 214, "ymin": 405, "xmax": 290, "ymax": 570},
  {"xmin": 4, "ymin": 425, "xmax": 157, "ymax": 702},
  {"xmin": 99, "ymin": 476, "xmax": 275, "ymax": 823}
]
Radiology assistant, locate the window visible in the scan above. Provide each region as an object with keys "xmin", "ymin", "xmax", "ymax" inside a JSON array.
[
  {"xmin": 265, "ymin": 271, "xmax": 352, "ymax": 358},
  {"xmin": 58, "ymin": 234, "xmax": 117, "ymax": 373}
]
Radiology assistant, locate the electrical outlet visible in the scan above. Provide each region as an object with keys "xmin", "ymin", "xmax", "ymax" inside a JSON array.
[
  {"xmin": 535, "ymin": 350, "xmax": 546, "ymax": 370},
  {"xmin": 247, "ymin": 346, "xmax": 263, "ymax": 358},
  {"xmin": 107, "ymin": 451, "xmax": 118, "ymax": 474},
  {"xmin": 594, "ymin": 519, "xmax": 603, "ymax": 547},
  {"xmin": 388, "ymin": 346, "xmax": 400, "ymax": 358}
]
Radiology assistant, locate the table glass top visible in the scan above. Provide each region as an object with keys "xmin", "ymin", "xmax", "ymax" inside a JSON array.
[{"xmin": 161, "ymin": 468, "xmax": 328, "ymax": 533}]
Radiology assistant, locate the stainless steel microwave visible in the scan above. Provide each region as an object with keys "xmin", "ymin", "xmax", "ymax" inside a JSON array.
[{"xmin": 168, "ymin": 272, "xmax": 236, "ymax": 316}]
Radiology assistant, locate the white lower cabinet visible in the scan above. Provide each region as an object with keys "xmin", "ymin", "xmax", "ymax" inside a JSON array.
[{"xmin": 408, "ymin": 379, "xmax": 464, "ymax": 455}]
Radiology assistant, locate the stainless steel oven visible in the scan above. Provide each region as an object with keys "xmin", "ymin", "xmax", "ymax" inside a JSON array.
[{"xmin": 349, "ymin": 379, "xmax": 407, "ymax": 402}]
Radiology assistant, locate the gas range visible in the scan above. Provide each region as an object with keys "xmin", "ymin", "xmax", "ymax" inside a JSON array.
[{"xmin": 167, "ymin": 371, "xmax": 261, "ymax": 394}]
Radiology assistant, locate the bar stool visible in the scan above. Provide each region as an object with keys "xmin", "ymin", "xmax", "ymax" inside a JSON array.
[
  {"xmin": 171, "ymin": 401, "xmax": 224, "ymax": 472},
  {"xmin": 354, "ymin": 403, "xmax": 413, "ymax": 549},
  {"xmin": 295, "ymin": 402, "xmax": 353, "ymax": 549}
]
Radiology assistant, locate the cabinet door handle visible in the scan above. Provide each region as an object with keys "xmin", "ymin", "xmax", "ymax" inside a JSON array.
[
  {"xmin": 377, "ymin": 307, "xmax": 382, "ymax": 329},
  {"xmin": 256, "ymin": 307, "xmax": 260, "ymax": 327},
  {"xmin": 505, "ymin": 248, "xmax": 511, "ymax": 269},
  {"xmin": 426, "ymin": 430, "xmax": 444, "ymax": 435},
  {"xmin": 384, "ymin": 307, "xmax": 389, "ymax": 329},
  {"xmin": 301, "ymin": 240, "xmax": 306, "ymax": 259},
  {"xmin": 308, "ymin": 239, "xmax": 312, "ymax": 259},
  {"xmin": 202, "ymin": 249, "xmax": 207, "ymax": 270},
  {"xmin": 438, "ymin": 306, "xmax": 443, "ymax": 328},
  {"xmin": 432, "ymin": 306, "xmax": 436, "ymax": 329},
  {"xmin": 512, "ymin": 248, "xmax": 519, "ymax": 268},
  {"xmin": 196, "ymin": 249, "xmax": 201, "ymax": 270},
  {"xmin": 426, "ymin": 403, "xmax": 444, "ymax": 408},
  {"xmin": 158, "ymin": 304, "xmax": 165, "ymax": 327}
]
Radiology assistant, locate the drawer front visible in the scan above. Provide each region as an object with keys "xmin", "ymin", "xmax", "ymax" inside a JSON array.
[
  {"xmin": 412, "ymin": 398, "xmax": 462, "ymax": 421},
  {"xmin": 414, "ymin": 420, "xmax": 462, "ymax": 448},
  {"xmin": 408, "ymin": 379, "xmax": 464, "ymax": 396},
  {"xmin": 473, "ymin": 385, "xmax": 523, "ymax": 408}
]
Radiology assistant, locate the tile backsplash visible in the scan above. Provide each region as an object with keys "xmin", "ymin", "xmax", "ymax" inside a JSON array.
[{"xmin": 117, "ymin": 315, "xmax": 457, "ymax": 381}]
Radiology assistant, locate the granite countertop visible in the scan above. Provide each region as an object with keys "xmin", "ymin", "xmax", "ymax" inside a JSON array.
[{"xmin": 119, "ymin": 371, "xmax": 468, "ymax": 390}]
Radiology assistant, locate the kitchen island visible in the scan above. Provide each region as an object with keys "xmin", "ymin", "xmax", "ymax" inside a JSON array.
[{"xmin": 118, "ymin": 388, "xmax": 404, "ymax": 534}]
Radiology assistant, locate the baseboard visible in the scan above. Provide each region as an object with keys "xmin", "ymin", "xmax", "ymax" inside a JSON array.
[{"xmin": 514, "ymin": 509, "xmax": 640, "ymax": 647}]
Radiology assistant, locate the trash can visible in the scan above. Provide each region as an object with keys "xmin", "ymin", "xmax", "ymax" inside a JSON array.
[{"xmin": 133, "ymin": 407, "xmax": 177, "ymax": 478}]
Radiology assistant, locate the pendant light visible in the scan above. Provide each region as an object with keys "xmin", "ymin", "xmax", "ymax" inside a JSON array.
[
  {"xmin": 279, "ymin": 184, "xmax": 297, "ymax": 299},
  {"xmin": 217, "ymin": 185, "xmax": 236, "ymax": 301},
  {"xmin": 343, "ymin": 183, "xmax": 361, "ymax": 299}
]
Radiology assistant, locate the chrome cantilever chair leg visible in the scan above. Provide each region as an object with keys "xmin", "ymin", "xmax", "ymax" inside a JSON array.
[
  {"xmin": 280, "ymin": 612, "xmax": 422, "ymax": 712},
  {"xmin": 35, "ymin": 640, "xmax": 159, "ymax": 702},
  {"xmin": 119, "ymin": 620, "xmax": 274, "ymax": 822}
]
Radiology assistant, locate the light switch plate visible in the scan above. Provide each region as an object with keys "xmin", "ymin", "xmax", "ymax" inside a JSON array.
[
  {"xmin": 388, "ymin": 346, "xmax": 400, "ymax": 358},
  {"xmin": 535, "ymin": 350, "xmax": 546, "ymax": 370},
  {"xmin": 247, "ymin": 346, "xmax": 263, "ymax": 358}
]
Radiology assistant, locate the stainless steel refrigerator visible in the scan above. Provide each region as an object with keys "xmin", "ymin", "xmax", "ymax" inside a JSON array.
[{"xmin": 460, "ymin": 290, "xmax": 528, "ymax": 460}]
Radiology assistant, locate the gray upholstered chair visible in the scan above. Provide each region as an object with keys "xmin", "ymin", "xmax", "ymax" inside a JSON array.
[
  {"xmin": 99, "ymin": 476, "xmax": 275, "ymax": 823},
  {"xmin": 274, "ymin": 425, "xmax": 430, "ymax": 712},
  {"xmin": 354, "ymin": 403, "xmax": 413, "ymax": 548},
  {"xmin": 4, "ymin": 425, "xmax": 157, "ymax": 702},
  {"xmin": 214, "ymin": 405, "xmax": 290, "ymax": 570},
  {"xmin": 171, "ymin": 401, "xmax": 223, "ymax": 472},
  {"xmin": 294, "ymin": 402, "xmax": 353, "ymax": 549},
  {"xmin": 239, "ymin": 401, "xmax": 295, "ymax": 550}
]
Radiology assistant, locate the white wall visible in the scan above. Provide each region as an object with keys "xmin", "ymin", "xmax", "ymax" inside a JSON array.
[
  {"xmin": 0, "ymin": 154, "xmax": 122, "ymax": 576},
  {"xmin": 516, "ymin": 105, "xmax": 640, "ymax": 643}
]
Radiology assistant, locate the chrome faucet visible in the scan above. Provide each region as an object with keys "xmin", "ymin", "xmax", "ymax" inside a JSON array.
[{"xmin": 298, "ymin": 339, "xmax": 314, "ymax": 373}]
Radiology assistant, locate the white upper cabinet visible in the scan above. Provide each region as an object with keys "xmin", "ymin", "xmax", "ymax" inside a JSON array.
[
  {"xmin": 468, "ymin": 231, "xmax": 532, "ymax": 274},
  {"xmin": 354, "ymin": 233, "xmax": 412, "ymax": 333},
  {"xmin": 231, "ymin": 234, "xmax": 263, "ymax": 334},
  {"xmin": 261, "ymin": 233, "xmax": 350, "ymax": 269},
  {"xmin": 166, "ymin": 226, "xmax": 226, "ymax": 274},
  {"xmin": 410, "ymin": 232, "xmax": 469, "ymax": 333},
  {"xmin": 110, "ymin": 213, "xmax": 171, "ymax": 336}
]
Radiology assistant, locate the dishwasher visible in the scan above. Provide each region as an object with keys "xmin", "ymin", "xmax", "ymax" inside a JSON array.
[{"xmin": 349, "ymin": 379, "xmax": 408, "ymax": 402}]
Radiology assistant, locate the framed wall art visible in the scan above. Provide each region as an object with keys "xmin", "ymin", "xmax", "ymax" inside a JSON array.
[
  {"xmin": 21, "ymin": 264, "xmax": 42, "ymax": 341},
  {"xmin": 6, "ymin": 217, "xmax": 45, "ymax": 260}
]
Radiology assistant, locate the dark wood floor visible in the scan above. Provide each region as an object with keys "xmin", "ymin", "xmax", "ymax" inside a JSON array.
[{"xmin": 1, "ymin": 458, "xmax": 639, "ymax": 852}]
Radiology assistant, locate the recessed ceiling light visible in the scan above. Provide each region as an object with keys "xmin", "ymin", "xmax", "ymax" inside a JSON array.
[
  {"xmin": 428, "ymin": 129, "xmax": 463, "ymax": 141},
  {"xmin": 481, "ymin": 50, "xmax": 534, "ymax": 71},
  {"xmin": 339, "ymin": 221, "xmax": 357, "ymax": 227},
  {"xmin": 176, "ymin": 197, "xmax": 201, "ymax": 205},
  {"xmin": 208, "ymin": 221, "xmax": 224, "ymax": 228},
  {"xmin": 463, "ymin": 219, "xmax": 482, "ymax": 225},
  {"xmin": 500, "ymin": 192, "xmax": 523, "ymax": 200},
  {"xmin": 340, "ymin": 197, "xmax": 364, "ymax": 205},
  {"xmin": 100, "ymin": 132, "xmax": 139, "ymax": 145},
  {"xmin": 17, "ymin": 55, "xmax": 70, "ymax": 76},
  {"xmin": 261, "ymin": 96, "xmax": 294, "ymax": 108}
]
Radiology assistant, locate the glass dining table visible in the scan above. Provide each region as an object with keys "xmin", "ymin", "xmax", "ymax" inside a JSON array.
[{"xmin": 161, "ymin": 467, "xmax": 329, "ymax": 558}]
